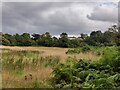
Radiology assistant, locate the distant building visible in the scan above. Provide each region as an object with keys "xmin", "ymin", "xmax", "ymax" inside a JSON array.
[{"xmin": 68, "ymin": 36, "xmax": 76, "ymax": 40}]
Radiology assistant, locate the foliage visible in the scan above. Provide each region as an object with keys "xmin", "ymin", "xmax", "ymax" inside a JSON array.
[
  {"xmin": 2, "ymin": 46, "xmax": 120, "ymax": 88},
  {"xmin": 66, "ymin": 48, "xmax": 81, "ymax": 54},
  {"xmin": 1, "ymin": 25, "xmax": 120, "ymax": 47},
  {"xmin": 50, "ymin": 47, "xmax": 120, "ymax": 89},
  {"xmin": 1, "ymin": 25, "xmax": 120, "ymax": 88},
  {"xmin": 66, "ymin": 46, "xmax": 91, "ymax": 54},
  {"xmin": 81, "ymin": 46, "xmax": 91, "ymax": 53},
  {"xmin": 2, "ymin": 49, "xmax": 60, "ymax": 75},
  {"xmin": 99, "ymin": 47, "xmax": 120, "ymax": 72}
]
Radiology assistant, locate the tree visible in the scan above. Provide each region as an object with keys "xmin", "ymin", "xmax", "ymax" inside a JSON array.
[
  {"xmin": 14, "ymin": 33, "xmax": 24, "ymax": 46},
  {"xmin": 69, "ymin": 38, "xmax": 80, "ymax": 48},
  {"xmin": 86, "ymin": 31, "xmax": 105, "ymax": 46},
  {"xmin": 3, "ymin": 33, "xmax": 16, "ymax": 46},
  {"xmin": 36, "ymin": 32, "xmax": 53, "ymax": 47},
  {"xmin": 51, "ymin": 37, "xmax": 59, "ymax": 47},
  {"xmin": 103, "ymin": 31, "xmax": 116, "ymax": 46},
  {"xmin": 59, "ymin": 33, "xmax": 69, "ymax": 47},
  {"xmin": 21, "ymin": 33, "xmax": 34, "ymax": 46},
  {"xmin": 108, "ymin": 25, "xmax": 120, "ymax": 46},
  {"xmin": 1, "ymin": 25, "xmax": 119, "ymax": 47},
  {"xmin": 2, "ymin": 36, "xmax": 11, "ymax": 45},
  {"xmin": 32, "ymin": 33, "xmax": 40, "ymax": 41},
  {"xmin": 80, "ymin": 33, "xmax": 88, "ymax": 41}
]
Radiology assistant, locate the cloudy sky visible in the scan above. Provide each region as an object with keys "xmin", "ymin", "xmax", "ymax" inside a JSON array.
[{"xmin": 1, "ymin": 0, "xmax": 119, "ymax": 36}]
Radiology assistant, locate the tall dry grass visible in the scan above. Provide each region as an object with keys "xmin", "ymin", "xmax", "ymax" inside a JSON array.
[
  {"xmin": 2, "ymin": 49, "xmax": 59, "ymax": 88},
  {"xmin": 0, "ymin": 46, "xmax": 99, "ymax": 61},
  {"xmin": 1, "ymin": 46, "xmax": 99, "ymax": 88}
]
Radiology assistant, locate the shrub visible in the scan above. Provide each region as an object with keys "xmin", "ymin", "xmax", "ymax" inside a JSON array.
[
  {"xmin": 81, "ymin": 46, "xmax": 91, "ymax": 53},
  {"xmin": 100, "ymin": 47, "xmax": 120, "ymax": 72},
  {"xmin": 50, "ymin": 53, "xmax": 120, "ymax": 89},
  {"xmin": 66, "ymin": 46, "xmax": 91, "ymax": 54},
  {"xmin": 66, "ymin": 48, "xmax": 80, "ymax": 54}
]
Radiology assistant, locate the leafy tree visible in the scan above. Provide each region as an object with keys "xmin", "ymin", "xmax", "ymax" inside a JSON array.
[
  {"xmin": 14, "ymin": 33, "xmax": 24, "ymax": 46},
  {"xmin": 1, "ymin": 25, "xmax": 119, "ymax": 47},
  {"xmin": 108, "ymin": 25, "xmax": 120, "ymax": 46},
  {"xmin": 36, "ymin": 32, "xmax": 53, "ymax": 47},
  {"xmin": 103, "ymin": 31, "xmax": 116, "ymax": 46},
  {"xmin": 21, "ymin": 33, "xmax": 34, "ymax": 46},
  {"xmin": 80, "ymin": 33, "xmax": 88, "ymax": 41},
  {"xmin": 32, "ymin": 33, "xmax": 40, "ymax": 41},
  {"xmin": 3, "ymin": 33, "xmax": 16, "ymax": 46},
  {"xmin": 0, "ymin": 32, "xmax": 2, "ymax": 45},
  {"xmin": 51, "ymin": 37, "xmax": 59, "ymax": 47},
  {"xmin": 2, "ymin": 36, "xmax": 11, "ymax": 45},
  {"xmin": 59, "ymin": 33, "xmax": 69, "ymax": 47}
]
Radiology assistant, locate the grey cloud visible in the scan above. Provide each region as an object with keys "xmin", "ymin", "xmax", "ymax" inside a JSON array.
[
  {"xmin": 87, "ymin": 3, "xmax": 118, "ymax": 23},
  {"xmin": 2, "ymin": 2, "xmax": 92, "ymax": 35},
  {"xmin": 2, "ymin": 2, "xmax": 116, "ymax": 36},
  {"xmin": 2, "ymin": 0, "xmax": 119, "ymax": 2},
  {"xmin": 0, "ymin": 3, "xmax": 1, "ymax": 32},
  {"xmin": 118, "ymin": 1, "xmax": 120, "ymax": 26}
]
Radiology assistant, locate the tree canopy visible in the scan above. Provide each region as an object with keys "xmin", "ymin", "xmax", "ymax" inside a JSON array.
[{"xmin": 1, "ymin": 25, "xmax": 120, "ymax": 47}]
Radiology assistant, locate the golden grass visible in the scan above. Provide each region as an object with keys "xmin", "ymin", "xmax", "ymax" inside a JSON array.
[
  {"xmin": 0, "ymin": 46, "xmax": 99, "ymax": 61},
  {"xmin": 1, "ymin": 46, "xmax": 100, "ymax": 88},
  {"xmin": 2, "ymin": 67, "xmax": 52, "ymax": 88},
  {"xmin": 0, "ymin": 73, "xmax": 1, "ymax": 89}
]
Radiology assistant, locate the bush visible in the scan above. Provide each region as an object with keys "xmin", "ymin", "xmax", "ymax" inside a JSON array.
[
  {"xmin": 66, "ymin": 48, "xmax": 80, "ymax": 54},
  {"xmin": 100, "ymin": 47, "xmax": 120, "ymax": 72},
  {"xmin": 50, "ymin": 52, "xmax": 120, "ymax": 89},
  {"xmin": 81, "ymin": 46, "xmax": 91, "ymax": 53},
  {"xmin": 66, "ymin": 46, "xmax": 91, "ymax": 54}
]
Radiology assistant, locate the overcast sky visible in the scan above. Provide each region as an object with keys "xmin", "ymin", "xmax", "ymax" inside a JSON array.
[{"xmin": 1, "ymin": 0, "xmax": 119, "ymax": 36}]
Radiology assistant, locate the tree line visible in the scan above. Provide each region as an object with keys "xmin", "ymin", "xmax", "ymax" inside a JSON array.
[{"xmin": 1, "ymin": 25, "xmax": 120, "ymax": 47}]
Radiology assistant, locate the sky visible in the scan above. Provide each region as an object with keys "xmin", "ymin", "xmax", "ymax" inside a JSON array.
[{"xmin": 1, "ymin": 0, "xmax": 119, "ymax": 36}]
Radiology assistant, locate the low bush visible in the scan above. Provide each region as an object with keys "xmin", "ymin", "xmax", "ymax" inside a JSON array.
[
  {"xmin": 81, "ymin": 46, "xmax": 91, "ymax": 53},
  {"xmin": 66, "ymin": 48, "xmax": 80, "ymax": 54},
  {"xmin": 50, "ymin": 53, "xmax": 120, "ymax": 89},
  {"xmin": 66, "ymin": 46, "xmax": 91, "ymax": 54},
  {"xmin": 99, "ymin": 47, "xmax": 120, "ymax": 72}
]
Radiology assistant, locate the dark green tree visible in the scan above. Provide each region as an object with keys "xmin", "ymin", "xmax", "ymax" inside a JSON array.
[
  {"xmin": 108, "ymin": 25, "xmax": 120, "ymax": 46},
  {"xmin": 59, "ymin": 33, "xmax": 69, "ymax": 47},
  {"xmin": 37, "ymin": 32, "xmax": 53, "ymax": 47},
  {"xmin": 21, "ymin": 33, "xmax": 35, "ymax": 46},
  {"xmin": 2, "ymin": 36, "xmax": 11, "ymax": 45},
  {"xmin": 3, "ymin": 33, "xmax": 16, "ymax": 46},
  {"xmin": 51, "ymin": 37, "xmax": 59, "ymax": 47},
  {"xmin": 14, "ymin": 33, "xmax": 24, "ymax": 46},
  {"xmin": 32, "ymin": 33, "xmax": 40, "ymax": 41}
]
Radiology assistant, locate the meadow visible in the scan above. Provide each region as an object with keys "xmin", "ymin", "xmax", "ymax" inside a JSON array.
[{"xmin": 1, "ymin": 46, "xmax": 120, "ymax": 88}]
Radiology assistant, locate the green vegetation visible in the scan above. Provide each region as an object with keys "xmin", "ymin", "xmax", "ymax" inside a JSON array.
[
  {"xmin": 50, "ymin": 46, "xmax": 120, "ymax": 89},
  {"xmin": 2, "ymin": 46, "xmax": 120, "ymax": 89},
  {"xmin": 1, "ymin": 25, "xmax": 120, "ymax": 89},
  {"xmin": 66, "ymin": 48, "xmax": 81, "ymax": 54},
  {"xmin": 66, "ymin": 46, "xmax": 91, "ymax": 54},
  {"xmin": 2, "ymin": 49, "xmax": 59, "ymax": 88},
  {"xmin": 1, "ymin": 25, "xmax": 120, "ymax": 47}
]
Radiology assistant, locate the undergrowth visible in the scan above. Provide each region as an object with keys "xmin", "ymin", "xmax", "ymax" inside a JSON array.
[{"xmin": 49, "ymin": 46, "xmax": 120, "ymax": 89}]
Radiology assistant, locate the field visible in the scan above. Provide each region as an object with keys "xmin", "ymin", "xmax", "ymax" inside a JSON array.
[
  {"xmin": 1, "ymin": 46, "xmax": 99, "ymax": 61},
  {"xmin": 1, "ymin": 46, "xmax": 120, "ymax": 88},
  {"xmin": 1, "ymin": 46, "xmax": 100, "ymax": 88}
]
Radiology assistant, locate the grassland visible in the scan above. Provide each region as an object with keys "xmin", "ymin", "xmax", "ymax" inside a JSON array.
[
  {"xmin": 1, "ymin": 46, "xmax": 100, "ymax": 88},
  {"xmin": 1, "ymin": 46, "xmax": 99, "ymax": 61},
  {"xmin": 1, "ymin": 46, "xmax": 119, "ymax": 88}
]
